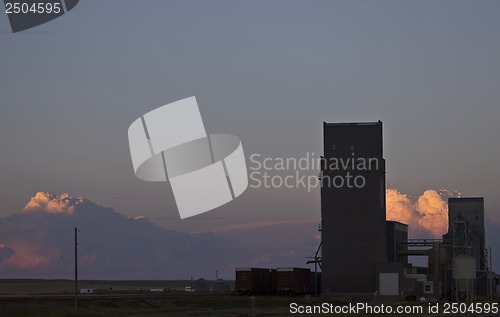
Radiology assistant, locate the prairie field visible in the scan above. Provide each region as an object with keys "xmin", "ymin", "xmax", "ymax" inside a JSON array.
[
  {"xmin": 1, "ymin": 279, "xmax": 496, "ymax": 316},
  {"xmin": 0, "ymin": 279, "xmax": 292, "ymax": 317}
]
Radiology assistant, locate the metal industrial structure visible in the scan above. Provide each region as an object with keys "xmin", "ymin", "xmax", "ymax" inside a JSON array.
[
  {"xmin": 442, "ymin": 197, "xmax": 486, "ymax": 300},
  {"xmin": 318, "ymin": 121, "xmax": 498, "ymax": 300},
  {"xmin": 236, "ymin": 121, "xmax": 498, "ymax": 300},
  {"xmin": 306, "ymin": 223, "xmax": 322, "ymax": 296},
  {"xmin": 443, "ymin": 198, "xmax": 486, "ymax": 269}
]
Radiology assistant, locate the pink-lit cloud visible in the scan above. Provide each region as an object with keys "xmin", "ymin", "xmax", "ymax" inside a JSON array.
[
  {"xmin": 252, "ymin": 253, "xmax": 272, "ymax": 264},
  {"xmin": 386, "ymin": 188, "xmax": 461, "ymax": 238},
  {"xmin": 22, "ymin": 192, "xmax": 84, "ymax": 214},
  {"xmin": 0, "ymin": 240, "xmax": 58, "ymax": 270},
  {"xmin": 129, "ymin": 215, "xmax": 147, "ymax": 220},
  {"xmin": 386, "ymin": 189, "xmax": 416, "ymax": 227},
  {"xmin": 252, "ymin": 249, "xmax": 298, "ymax": 265}
]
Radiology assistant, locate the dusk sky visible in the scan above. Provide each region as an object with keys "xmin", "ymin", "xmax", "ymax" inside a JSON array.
[{"xmin": 1, "ymin": 1, "xmax": 500, "ymax": 277}]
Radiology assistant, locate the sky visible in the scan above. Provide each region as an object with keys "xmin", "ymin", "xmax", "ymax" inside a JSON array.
[{"xmin": 1, "ymin": 1, "xmax": 500, "ymax": 276}]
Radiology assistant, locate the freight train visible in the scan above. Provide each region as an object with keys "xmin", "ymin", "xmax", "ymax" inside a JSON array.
[{"xmin": 235, "ymin": 267, "xmax": 320, "ymax": 295}]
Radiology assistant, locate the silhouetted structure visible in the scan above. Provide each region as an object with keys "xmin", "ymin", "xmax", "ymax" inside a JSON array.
[
  {"xmin": 386, "ymin": 221, "xmax": 408, "ymax": 264},
  {"xmin": 443, "ymin": 197, "xmax": 485, "ymax": 270},
  {"xmin": 321, "ymin": 121, "xmax": 387, "ymax": 296}
]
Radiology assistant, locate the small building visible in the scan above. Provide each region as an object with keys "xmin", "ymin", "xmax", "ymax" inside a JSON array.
[
  {"xmin": 193, "ymin": 278, "xmax": 209, "ymax": 292},
  {"xmin": 386, "ymin": 221, "xmax": 408, "ymax": 264},
  {"xmin": 210, "ymin": 280, "xmax": 231, "ymax": 292}
]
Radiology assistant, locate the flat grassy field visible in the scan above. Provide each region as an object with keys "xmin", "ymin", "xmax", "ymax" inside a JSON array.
[
  {"xmin": 1, "ymin": 280, "xmax": 497, "ymax": 316},
  {"xmin": 0, "ymin": 293, "xmax": 441, "ymax": 317},
  {"xmin": 0, "ymin": 279, "xmax": 294, "ymax": 317},
  {"xmin": 0, "ymin": 279, "xmax": 222, "ymax": 295},
  {"xmin": 0, "ymin": 293, "xmax": 294, "ymax": 317}
]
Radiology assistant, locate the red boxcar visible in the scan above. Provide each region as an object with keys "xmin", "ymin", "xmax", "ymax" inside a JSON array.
[
  {"xmin": 235, "ymin": 268, "xmax": 274, "ymax": 294},
  {"xmin": 276, "ymin": 267, "xmax": 312, "ymax": 295}
]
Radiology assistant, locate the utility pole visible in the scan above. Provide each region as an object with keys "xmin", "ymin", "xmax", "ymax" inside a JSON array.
[
  {"xmin": 490, "ymin": 247, "xmax": 493, "ymax": 300},
  {"xmin": 75, "ymin": 227, "xmax": 78, "ymax": 311}
]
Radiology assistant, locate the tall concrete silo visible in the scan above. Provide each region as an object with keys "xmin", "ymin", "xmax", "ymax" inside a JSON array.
[
  {"xmin": 321, "ymin": 121, "xmax": 387, "ymax": 296},
  {"xmin": 452, "ymin": 254, "xmax": 476, "ymax": 301}
]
